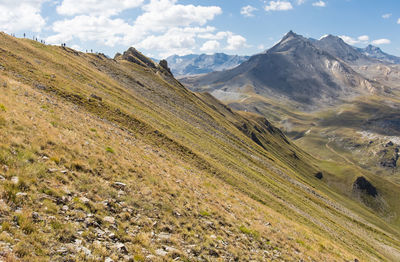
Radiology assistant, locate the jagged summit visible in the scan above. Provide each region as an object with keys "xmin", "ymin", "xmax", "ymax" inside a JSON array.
[
  {"xmin": 267, "ymin": 31, "xmax": 315, "ymax": 54},
  {"xmin": 281, "ymin": 30, "xmax": 298, "ymax": 40},
  {"xmin": 313, "ymin": 34, "xmax": 368, "ymax": 63},
  {"xmin": 357, "ymin": 44, "xmax": 400, "ymax": 64},
  {"xmin": 118, "ymin": 47, "xmax": 157, "ymax": 68},
  {"xmin": 365, "ymin": 44, "xmax": 381, "ymax": 52}
]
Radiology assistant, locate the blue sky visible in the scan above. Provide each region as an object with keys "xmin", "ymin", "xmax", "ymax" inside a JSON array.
[{"xmin": 0, "ymin": 0, "xmax": 399, "ymax": 58}]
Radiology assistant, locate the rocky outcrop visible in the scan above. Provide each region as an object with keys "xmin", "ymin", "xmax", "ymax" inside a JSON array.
[
  {"xmin": 120, "ymin": 47, "xmax": 157, "ymax": 69},
  {"xmin": 353, "ymin": 176, "xmax": 378, "ymax": 197},
  {"xmin": 159, "ymin": 59, "xmax": 172, "ymax": 75},
  {"xmin": 315, "ymin": 172, "xmax": 323, "ymax": 179}
]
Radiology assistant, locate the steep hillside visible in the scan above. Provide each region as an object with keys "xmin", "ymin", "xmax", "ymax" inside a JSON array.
[
  {"xmin": 0, "ymin": 33, "xmax": 400, "ymax": 261},
  {"xmin": 182, "ymin": 31, "xmax": 380, "ymax": 110},
  {"xmin": 165, "ymin": 53, "xmax": 249, "ymax": 76}
]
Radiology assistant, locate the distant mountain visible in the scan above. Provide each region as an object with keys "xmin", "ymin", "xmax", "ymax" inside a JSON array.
[
  {"xmin": 312, "ymin": 35, "xmax": 373, "ymax": 64},
  {"xmin": 357, "ymin": 45, "xmax": 400, "ymax": 64},
  {"xmin": 165, "ymin": 53, "xmax": 249, "ymax": 76},
  {"xmin": 182, "ymin": 31, "xmax": 377, "ymax": 109}
]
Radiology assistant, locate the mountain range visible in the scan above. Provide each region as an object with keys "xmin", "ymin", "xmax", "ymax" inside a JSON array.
[
  {"xmin": 164, "ymin": 53, "xmax": 249, "ymax": 76},
  {"xmin": 182, "ymin": 31, "xmax": 384, "ymax": 109}
]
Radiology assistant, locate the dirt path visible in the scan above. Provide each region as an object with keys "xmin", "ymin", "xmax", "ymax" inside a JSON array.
[{"xmin": 325, "ymin": 141, "xmax": 355, "ymax": 165}]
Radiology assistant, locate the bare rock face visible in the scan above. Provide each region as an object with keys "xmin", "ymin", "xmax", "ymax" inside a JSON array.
[
  {"xmin": 159, "ymin": 59, "xmax": 172, "ymax": 75},
  {"xmin": 120, "ymin": 47, "xmax": 157, "ymax": 69},
  {"xmin": 353, "ymin": 176, "xmax": 378, "ymax": 197}
]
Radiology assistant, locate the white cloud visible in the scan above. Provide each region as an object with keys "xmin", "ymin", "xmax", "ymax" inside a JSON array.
[
  {"xmin": 241, "ymin": 5, "xmax": 257, "ymax": 17},
  {"xmin": 56, "ymin": 0, "xmax": 144, "ymax": 16},
  {"xmin": 265, "ymin": 1, "xmax": 293, "ymax": 11},
  {"xmin": 339, "ymin": 35, "xmax": 369, "ymax": 45},
  {"xmin": 200, "ymin": 40, "xmax": 220, "ymax": 53},
  {"xmin": 398, "ymin": 18, "xmax": 400, "ymax": 24},
  {"xmin": 257, "ymin": 44, "xmax": 265, "ymax": 50},
  {"xmin": 226, "ymin": 33, "xmax": 247, "ymax": 50},
  {"xmin": 0, "ymin": 0, "xmax": 46, "ymax": 32},
  {"xmin": 358, "ymin": 35, "xmax": 369, "ymax": 42},
  {"xmin": 198, "ymin": 31, "xmax": 228, "ymax": 40},
  {"xmin": 47, "ymin": 0, "xmax": 226, "ymax": 57},
  {"xmin": 382, "ymin": 13, "xmax": 392, "ymax": 19},
  {"xmin": 297, "ymin": 0, "xmax": 306, "ymax": 5},
  {"xmin": 46, "ymin": 15, "xmax": 138, "ymax": 46},
  {"xmin": 372, "ymin": 38, "xmax": 391, "ymax": 45},
  {"xmin": 135, "ymin": 0, "xmax": 222, "ymax": 33},
  {"xmin": 312, "ymin": 1, "xmax": 326, "ymax": 7}
]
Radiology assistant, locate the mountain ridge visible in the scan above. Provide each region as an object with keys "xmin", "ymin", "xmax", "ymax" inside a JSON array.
[{"xmin": 165, "ymin": 53, "xmax": 249, "ymax": 76}]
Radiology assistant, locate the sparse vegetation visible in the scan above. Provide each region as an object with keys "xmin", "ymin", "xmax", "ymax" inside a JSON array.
[{"xmin": 0, "ymin": 32, "xmax": 398, "ymax": 261}]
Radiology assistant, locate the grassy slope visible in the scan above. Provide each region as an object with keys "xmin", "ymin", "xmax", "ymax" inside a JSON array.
[
  {"xmin": 0, "ymin": 33, "xmax": 399, "ymax": 261},
  {"xmin": 226, "ymin": 88, "xmax": 400, "ymax": 225}
]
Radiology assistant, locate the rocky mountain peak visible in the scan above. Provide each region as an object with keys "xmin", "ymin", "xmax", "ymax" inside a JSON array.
[
  {"xmin": 268, "ymin": 31, "xmax": 313, "ymax": 54},
  {"xmin": 364, "ymin": 44, "xmax": 382, "ymax": 53},
  {"xmin": 119, "ymin": 47, "xmax": 157, "ymax": 69}
]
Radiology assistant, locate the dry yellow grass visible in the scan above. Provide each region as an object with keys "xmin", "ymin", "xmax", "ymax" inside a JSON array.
[{"xmin": 0, "ymin": 33, "xmax": 399, "ymax": 261}]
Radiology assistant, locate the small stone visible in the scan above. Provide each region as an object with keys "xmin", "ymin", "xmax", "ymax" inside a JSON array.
[
  {"xmin": 60, "ymin": 170, "xmax": 69, "ymax": 174},
  {"xmin": 103, "ymin": 216, "xmax": 115, "ymax": 224},
  {"xmin": 62, "ymin": 205, "xmax": 69, "ymax": 211},
  {"xmin": 57, "ymin": 247, "xmax": 68, "ymax": 254},
  {"xmin": 11, "ymin": 176, "xmax": 19, "ymax": 184},
  {"xmin": 80, "ymin": 197, "xmax": 90, "ymax": 204},
  {"xmin": 164, "ymin": 246, "xmax": 180, "ymax": 253},
  {"xmin": 32, "ymin": 212, "xmax": 40, "ymax": 221},
  {"xmin": 48, "ymin": 168, "xmax": 58, "ymax": 173},
  {"xmin": 0, "ymin": 175, "xmax": 5, "ymax": 180},
  {"xmin": 155, "ymin": 249, "xmax": 168, "ymax": 256},
  {"xmin": 158, "ymin": 233, "xmax": 171, "ymax": 240},
  {"xmin": 16, "ymin": 192, "xmax": 27, "ymax": 197},
  {"xmin": 209, "ymin": 249, "xmax": 219, "ymax": 257},
  {"xmin": 105, "ymin": 258, "xmax": 114, "ymax": 262},
  {"xmin": 173, "ymin": 211, "xmax": 181, "ymax": 217},
  {"xmin": 112, "ymin": 182, "xmax": 126, "ymax": 190},
  {"xmin": 81, "ymin": 246, "xmax": 91, "ymax": 256},
  {"xmin": 115, "ymin": 242, "xmax": 128, "ymax": 254}
]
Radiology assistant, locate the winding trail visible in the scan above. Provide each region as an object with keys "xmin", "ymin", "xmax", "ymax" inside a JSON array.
[{"xmin": 325, "ymin": 141, "xmax": 355, "ymax": 165}]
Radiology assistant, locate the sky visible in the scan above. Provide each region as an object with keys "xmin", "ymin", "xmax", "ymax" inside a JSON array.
[{"xmin": 0, "ymin": 0, "xmax": 399, "ymax": 58}]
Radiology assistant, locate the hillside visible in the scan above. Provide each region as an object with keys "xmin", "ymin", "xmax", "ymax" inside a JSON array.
[
  {"xmin": 165, "ymin": 53, "xmax": 249, "ymax": 76},
  {"xmin": 1, "ymin": 32, "xmax": 400, "ymax": 261}
]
